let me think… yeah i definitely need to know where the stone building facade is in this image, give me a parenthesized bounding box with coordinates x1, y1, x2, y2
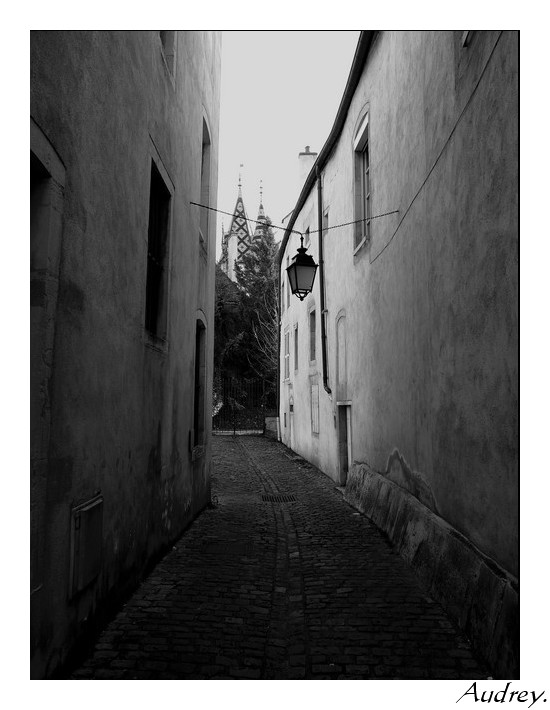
(30, 30, 221, 678)
(278, 31, 518, 678)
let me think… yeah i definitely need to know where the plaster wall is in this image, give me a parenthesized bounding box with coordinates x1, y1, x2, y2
(280, 178, 341, 471)
(280, 30, 517, 674)
(30, 30, 221, 678)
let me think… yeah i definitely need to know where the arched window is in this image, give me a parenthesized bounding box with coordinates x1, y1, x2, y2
(199, 118, 211, 248)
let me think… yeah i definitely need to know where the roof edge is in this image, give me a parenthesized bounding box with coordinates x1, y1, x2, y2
(278, 30, 376, 266)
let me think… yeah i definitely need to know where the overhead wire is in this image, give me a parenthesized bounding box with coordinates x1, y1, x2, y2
(192, 33, 503, 264)
(192, 33, 504, 266)
(368, 30, 504, 264)
(190, 201, 398, 238)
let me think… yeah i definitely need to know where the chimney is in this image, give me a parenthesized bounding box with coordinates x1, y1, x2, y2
(298, 145, 318, 187)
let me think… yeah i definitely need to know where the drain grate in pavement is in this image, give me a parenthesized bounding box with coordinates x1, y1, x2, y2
(262, 493, 297, 503)
(201, 540, 255, 556)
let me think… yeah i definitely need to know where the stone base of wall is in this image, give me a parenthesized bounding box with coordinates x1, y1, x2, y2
(344, 463, 519, 679)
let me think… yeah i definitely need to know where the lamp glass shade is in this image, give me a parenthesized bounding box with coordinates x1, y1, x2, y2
(286, 247, 318, 301)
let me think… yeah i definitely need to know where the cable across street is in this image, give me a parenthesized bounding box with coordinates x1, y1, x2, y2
(190, 201, 399, 239)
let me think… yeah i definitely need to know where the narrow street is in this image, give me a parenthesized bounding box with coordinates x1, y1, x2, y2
(70, 435, 488, 680)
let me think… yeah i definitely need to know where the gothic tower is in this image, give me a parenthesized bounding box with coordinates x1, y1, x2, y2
(220, 174, 270, 282)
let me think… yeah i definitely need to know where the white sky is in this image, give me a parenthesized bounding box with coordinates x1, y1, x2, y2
(216, 31, 360, 256)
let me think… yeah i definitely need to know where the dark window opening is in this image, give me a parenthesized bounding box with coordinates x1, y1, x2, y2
(145, 162, 171, 337)
(200, 120, 211, 246)
(309, 310, 316, 362)
(31, 151, 49, 191)
(30, 152, 51, 274)
(461, 30, 474, 47)
(193, 320, 207, 447)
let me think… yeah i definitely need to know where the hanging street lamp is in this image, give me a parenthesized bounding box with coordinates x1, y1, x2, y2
(286, 234, 318, 301)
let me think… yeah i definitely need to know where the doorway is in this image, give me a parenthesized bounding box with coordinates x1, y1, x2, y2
(337, 405, 351, 485)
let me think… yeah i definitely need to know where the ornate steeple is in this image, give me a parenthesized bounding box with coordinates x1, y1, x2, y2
(223, 169, 271, 282)
(254, 179, 267, 238)
(227, 171, 251, 259)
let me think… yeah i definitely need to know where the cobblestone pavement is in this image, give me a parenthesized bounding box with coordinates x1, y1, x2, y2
(71, 435, 489, 680)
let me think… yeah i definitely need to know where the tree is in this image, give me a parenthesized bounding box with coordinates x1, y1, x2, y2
(233, 218, 279, 392)
(214, 264, 245, 376)
(213, 218, 279, 418)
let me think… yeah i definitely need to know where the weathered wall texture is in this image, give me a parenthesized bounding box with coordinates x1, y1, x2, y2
(30, 30, 221, 679)
(279, 31, 518, 676)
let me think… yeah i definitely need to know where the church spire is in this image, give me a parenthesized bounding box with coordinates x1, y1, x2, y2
(227, 174, 251, 261)
(254, 179, 267, 238)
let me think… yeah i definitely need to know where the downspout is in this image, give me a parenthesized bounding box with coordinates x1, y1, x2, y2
(317, 165, 331, 395)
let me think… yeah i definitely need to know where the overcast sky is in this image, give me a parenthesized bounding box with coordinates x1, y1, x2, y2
(216, 31, 360, 256)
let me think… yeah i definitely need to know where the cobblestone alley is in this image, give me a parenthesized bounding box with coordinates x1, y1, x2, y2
(70, 435, 489, 680)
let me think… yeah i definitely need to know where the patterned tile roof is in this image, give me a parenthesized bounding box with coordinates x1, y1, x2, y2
(228, 188, 251, 257)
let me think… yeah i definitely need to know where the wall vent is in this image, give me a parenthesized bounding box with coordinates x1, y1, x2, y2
(69, 493, 103, 598)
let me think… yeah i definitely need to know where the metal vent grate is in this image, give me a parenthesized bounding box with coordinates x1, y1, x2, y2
(202, 543, 254, 557)
(262, 493, 297, 503)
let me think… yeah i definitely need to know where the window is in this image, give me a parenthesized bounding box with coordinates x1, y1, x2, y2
(193, 320, 206, 448)
(311, 383, 320, 434)
(31, 153, 52, 276)
(336, 314, 347, 401)
(199, 119, 211, 248)
(159, 31, 176, 75)
(145, 161, 171, 337)
(284, 332, 290, 379)
(322, 209, 330, 383)
(353, 111, 371, 250)
(461, 30, 474, 47)
(286, 256, 291, 308)
(294, 324, 298, 371)
(309, 310, 316, 362)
